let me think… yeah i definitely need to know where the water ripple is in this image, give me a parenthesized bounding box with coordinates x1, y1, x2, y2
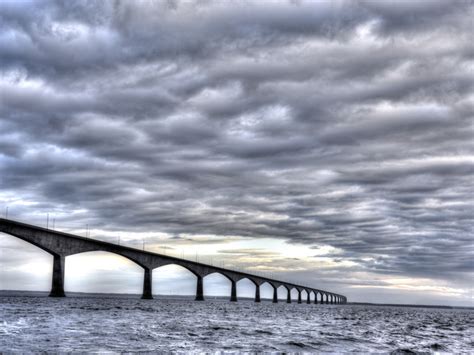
(0, 295, 472, 353)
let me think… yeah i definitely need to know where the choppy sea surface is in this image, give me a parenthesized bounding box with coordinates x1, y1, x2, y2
(0, 292, 472, 353)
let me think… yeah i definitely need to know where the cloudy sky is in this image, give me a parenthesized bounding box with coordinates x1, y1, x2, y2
(0, 0, 473, 306)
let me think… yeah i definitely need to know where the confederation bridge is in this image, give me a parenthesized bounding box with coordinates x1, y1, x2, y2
(0, 218, 347, 304)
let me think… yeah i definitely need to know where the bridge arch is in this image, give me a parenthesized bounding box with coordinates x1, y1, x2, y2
(203, 271, 234, 283)
(0, 232, 53, 292)
(68, 249, 148, 270)
(290, 287, 299, 302)
(276, 285, 288, 301)
(236, 277, 257, 300)
(152, 263, 199, 298)
(151, 261, 202, 277)
(259, 282, 275, 301)
(203, 271, 236, 301)
(300, 289, 308, 304)
(0, 230, 57, 256)
(65, 250, 143, 295)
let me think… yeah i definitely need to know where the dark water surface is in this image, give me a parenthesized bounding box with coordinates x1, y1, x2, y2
(1, 294, 472, 353)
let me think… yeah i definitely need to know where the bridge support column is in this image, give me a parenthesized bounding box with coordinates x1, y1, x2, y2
(49, 254, 65, 297)
(297, 290, 302, 304)
(325, 294, 329, 304)
(272, 287, 278, 303)
(286, 289, 291, 303)
(141, 267, 153, 299)
(307, 292, 311, 304)
(230, 280, 237, 302)
(195, 275, 204, 301)
(314, 293, 318, 304)
(255, 285, 261, 302)
(330, 295, 334, 304)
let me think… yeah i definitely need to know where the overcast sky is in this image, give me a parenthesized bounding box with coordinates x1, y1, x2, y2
(0, 0, 473, 306)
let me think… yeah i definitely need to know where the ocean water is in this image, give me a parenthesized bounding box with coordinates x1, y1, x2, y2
(0, 293, 472, 353)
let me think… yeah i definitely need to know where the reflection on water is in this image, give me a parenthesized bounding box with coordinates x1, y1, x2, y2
(0, 293, 472, 353)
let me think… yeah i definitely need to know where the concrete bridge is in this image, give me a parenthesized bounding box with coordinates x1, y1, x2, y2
(0, 218, 347, 304)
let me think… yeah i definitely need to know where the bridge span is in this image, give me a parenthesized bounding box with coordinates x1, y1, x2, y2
(0, 218, 347, 304)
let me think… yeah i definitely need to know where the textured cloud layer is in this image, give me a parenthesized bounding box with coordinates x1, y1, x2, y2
(1, 0, 473, 305)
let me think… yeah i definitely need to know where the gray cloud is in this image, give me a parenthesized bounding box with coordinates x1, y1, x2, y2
(0, 0, 473, 305)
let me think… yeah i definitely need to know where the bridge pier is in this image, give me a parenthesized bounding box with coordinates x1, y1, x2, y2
(255, 284, 261, 302)
(325, 293, 329, 304)
(272, 287, 278, 303)
(306, 291, 311, 304)
(49, 254, 66, 297)
(230, 280, 237, 302)
(297, 290, 302, 304)
(195, 275, 204, 301)
(286, 289, 291, 303)
(141, 267, 153, 299)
